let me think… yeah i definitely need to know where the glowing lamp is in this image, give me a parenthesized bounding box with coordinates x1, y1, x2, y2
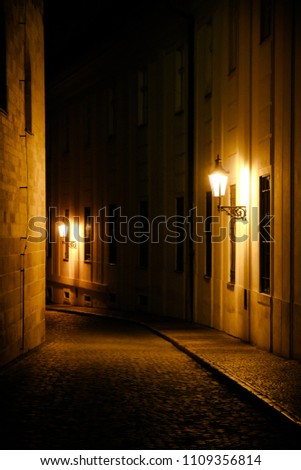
(208, 155, 229, 197)
(57, 222, 77, 248)
(208, 155, 247, 220)
(58, 223, 67, 238)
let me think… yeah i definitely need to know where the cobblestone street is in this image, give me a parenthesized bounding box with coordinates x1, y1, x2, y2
(1, 311, 301, 450)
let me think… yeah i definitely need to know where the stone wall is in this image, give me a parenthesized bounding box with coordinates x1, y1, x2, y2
(0, 0, 45, 366)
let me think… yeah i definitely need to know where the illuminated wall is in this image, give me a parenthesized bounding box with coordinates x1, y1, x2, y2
(0, 0, 45, 366)
(194, 0, 301, 360)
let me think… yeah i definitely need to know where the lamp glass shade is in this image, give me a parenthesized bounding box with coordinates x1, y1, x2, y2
(209, 156, 229, 197)
(58, 223, 67, 238)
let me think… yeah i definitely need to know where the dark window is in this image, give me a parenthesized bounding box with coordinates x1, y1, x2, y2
(229, 0, 239, 73)
(0, 0, 7, 112)
(138, 69, 148, 126)
(205, 192, 212, 277)
(63, 209, 70, 261)
(84, 207, 92, 262)
(259, 175, 271, 293)
(176, 196, 185, 272)
(229, 185, 236, 284)
(46, 216, 51, 258)
(204, 21, 213, 98)
(139, 200, 148, 269)
(175, 48, 184, 113)
(108, 204, 117, 264)
(84, 102, 91, 147)
(63, 112, 69, 153)
(138, 294, 148, 307)
(108, 87, 116, 138)
(260, 0, 272, 42)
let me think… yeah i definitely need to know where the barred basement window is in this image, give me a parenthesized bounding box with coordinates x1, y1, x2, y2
(259, 175, 271, 294)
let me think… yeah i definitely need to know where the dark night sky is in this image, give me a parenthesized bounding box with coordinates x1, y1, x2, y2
(43, 0, 162, 82)
(43, 0, 190, 83)
(44, 1, 123, 79)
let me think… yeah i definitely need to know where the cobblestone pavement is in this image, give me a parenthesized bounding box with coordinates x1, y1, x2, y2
(1, 310, 301, 450)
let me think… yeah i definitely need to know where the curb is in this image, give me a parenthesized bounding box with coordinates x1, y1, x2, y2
(47, 306, 301, 431)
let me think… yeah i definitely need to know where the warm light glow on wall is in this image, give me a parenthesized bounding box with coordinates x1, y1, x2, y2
(240, 166, 250, 208)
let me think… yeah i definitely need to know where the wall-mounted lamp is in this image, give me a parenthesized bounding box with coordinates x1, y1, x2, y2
(209, 155, 247, 220)
(58, 223, 77, 248)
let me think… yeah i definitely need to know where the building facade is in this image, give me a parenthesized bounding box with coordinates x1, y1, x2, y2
(46, 0, 301, 361)
(46, 4, 193, 319)
(0, 0, 45, 366)
(194, 0, 301, 360)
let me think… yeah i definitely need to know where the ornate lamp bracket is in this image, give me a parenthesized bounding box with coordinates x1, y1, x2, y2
(218, 204, 247, 221)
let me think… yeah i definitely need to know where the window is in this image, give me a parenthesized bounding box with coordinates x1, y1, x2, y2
(204, 21, 213, 97)
(205, 192, 212, 277)
(137, 69, 148, 126)
(0, 0, 7, 112)
(83, 102, 91, 147)
(175, 48, 184, 113)
(25, 50, 32, 133)
(175, 197, 185, 272)
(108, 204, 117, 264)
(63, 209, 69, 261)
(108, 87, 116, 138)
(260, 0, 272, 42)
(229, 0, 239, 73)
(63, 112, 69, 153)
(259, 175, 271, 293)
(46, 216, 52, 259)
(139, 200, 148, 269)
(84, 207, 92, 262)
(229, 185, 236, 284)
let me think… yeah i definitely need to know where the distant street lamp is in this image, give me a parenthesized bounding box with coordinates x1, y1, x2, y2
(58, 222, 77, 248)
(209, 155, 247, 220)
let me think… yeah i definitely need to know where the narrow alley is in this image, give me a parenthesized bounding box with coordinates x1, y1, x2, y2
(1, 310, 300, 450)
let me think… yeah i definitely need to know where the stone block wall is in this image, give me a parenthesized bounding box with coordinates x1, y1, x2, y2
(0, 0, 45, 366)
